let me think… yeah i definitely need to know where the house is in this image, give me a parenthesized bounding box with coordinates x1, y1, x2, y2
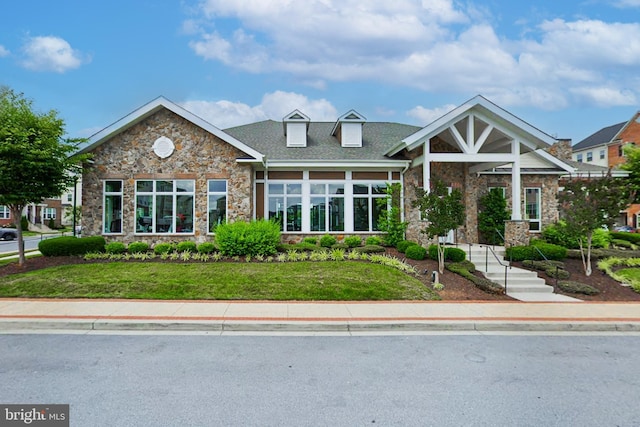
(76, 95, 575, 247)
(572, 111, 640, 227)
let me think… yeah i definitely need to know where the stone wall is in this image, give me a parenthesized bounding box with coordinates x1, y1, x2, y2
(82, 109, 253, 245)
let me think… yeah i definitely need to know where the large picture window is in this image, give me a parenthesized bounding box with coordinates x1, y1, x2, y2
(269, 183, 302, 231)
(353, 183, 387, 231)
(310, 183, 344, 232)
(135, 180, 194, 234)
(104, 180, 123, 234)
(525, 187, 541, 232)
(208, 180, 227, 232)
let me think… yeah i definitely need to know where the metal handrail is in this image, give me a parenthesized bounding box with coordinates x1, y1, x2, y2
(532, 245, 561, 289)
(480, 244, 510, 294)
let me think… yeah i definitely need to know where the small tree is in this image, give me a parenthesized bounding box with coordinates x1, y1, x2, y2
(621, 144, 640, 203)
(558, 174, 632, 276)
(412, 177, 465, 274)
(0, 87, 87, 265)
(376, 182, 407, 247)
(478, 188, 509, 245)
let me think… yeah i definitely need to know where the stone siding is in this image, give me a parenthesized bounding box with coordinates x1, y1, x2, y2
(82, 109, 252, 245)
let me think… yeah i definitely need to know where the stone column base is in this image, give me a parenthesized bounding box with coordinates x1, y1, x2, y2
(505, 220, 530, 247)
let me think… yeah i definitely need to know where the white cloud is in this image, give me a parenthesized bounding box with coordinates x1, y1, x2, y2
(180, 91, 338, 128)
(613, 0, 640, 7)
(406, 104, 457, 125)
(185, 1, 640, 110)
(0, 45, 9, 57)
(21, 36, 88, 73)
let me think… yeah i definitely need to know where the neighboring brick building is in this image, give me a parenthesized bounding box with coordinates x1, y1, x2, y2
(76, 95, 575, 247)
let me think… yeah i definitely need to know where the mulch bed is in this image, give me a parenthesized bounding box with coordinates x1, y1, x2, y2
(1, 251, 639, 301)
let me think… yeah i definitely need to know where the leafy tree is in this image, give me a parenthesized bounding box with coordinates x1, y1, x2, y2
(376, 182, 407, 247)
(558, 174, 632, 276)
(412, 177, 465, 274)
(478, 188, 509, 245)
(0, 87, 86, 265)
(621, 144, 640, 202)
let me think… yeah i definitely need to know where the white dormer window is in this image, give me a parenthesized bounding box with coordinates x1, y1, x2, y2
(283, 110, 310, 147)
(332, 110, 366, 148)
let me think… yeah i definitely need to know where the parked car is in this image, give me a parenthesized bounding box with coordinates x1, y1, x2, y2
(614, 225, 636, 233)
(0, 228, 18, 240)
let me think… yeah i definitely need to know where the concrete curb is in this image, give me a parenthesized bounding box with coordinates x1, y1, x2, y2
(2, 319, 640, 333)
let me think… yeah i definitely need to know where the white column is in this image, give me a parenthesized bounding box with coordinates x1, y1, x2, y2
(423, 141, 431, 192)
(511, 139, 522, 220)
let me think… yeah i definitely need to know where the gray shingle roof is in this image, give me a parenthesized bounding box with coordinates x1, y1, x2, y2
(572, 122, 625, 151)
(224, 120, 420, 161)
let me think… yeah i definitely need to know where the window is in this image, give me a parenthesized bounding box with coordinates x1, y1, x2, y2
(599, 149, 605, 160)
(524, 187, 541, 232)
(310, 183, 344, 232)
(0, 205, 9, 220)
(135, 180, 194, 234)
(43, 208, 56, 220)
(576, 153, 583, 163)
(208, 180, 227, 232)
(104, 180, 123, 233)
(586, 151, 593, 162)
(353, 183, 387, 232)
(269, 183, 302, 232)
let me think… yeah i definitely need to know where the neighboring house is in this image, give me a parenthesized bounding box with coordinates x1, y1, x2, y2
(76, 95, 574, 247)
(572, 111, 640, 227)
(0, 205, 11, 227)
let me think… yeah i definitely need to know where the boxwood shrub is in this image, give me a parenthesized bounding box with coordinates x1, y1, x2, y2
(38, 236, 106, 256)
(319, 234, 337, 248)
(396, 240, 418, 253)
(506, 242, 566, 261)
(197, 242, 217, 254)
(343, 236, 362, 248)
(353, 244, 385, 254)
(176, 241, 197, 253)
(610, 231, 640, 244)
(153, 242, 175, 255)
(105, 241, 127, 254)
(365, 236, 383, 246)
(557, 280, 600, 295)
(427, 245, 466, 262)
(405, 245, 427, 260)
(127, 241, 149, 254)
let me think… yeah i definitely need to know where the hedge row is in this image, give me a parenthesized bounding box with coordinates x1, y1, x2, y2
(38, 236, 106, 256)
(506, 242, 566, 261)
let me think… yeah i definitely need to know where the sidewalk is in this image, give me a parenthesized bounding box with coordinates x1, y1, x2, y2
(1, 299, 640, 333)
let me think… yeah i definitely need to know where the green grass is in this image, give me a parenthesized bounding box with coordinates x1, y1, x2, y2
(0, 261, 438, 301)
(615, 268, 640, 292)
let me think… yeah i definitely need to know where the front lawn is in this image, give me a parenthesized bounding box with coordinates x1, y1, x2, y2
(0, 261, 438, 301)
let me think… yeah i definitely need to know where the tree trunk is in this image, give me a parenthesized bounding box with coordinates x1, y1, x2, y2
(437, 240, 445, 274)
(10, 204, 26, 266)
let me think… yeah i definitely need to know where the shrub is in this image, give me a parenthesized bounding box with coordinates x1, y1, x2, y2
(427, 245, 466, 262)
(396, 240, 417, 253)
(610, 231, 640, 245)
(343, 236, 362, 248)
(215, 219, 280, 257)
(319, 234, 337, 248)
(331, 243, 349, 250)
(353, 244, 386, 254)
(21, 215, 29, 231)
(176, 241, 197, 253)
(153, 243, 175, 255)
(522, 259, 565, 271)
(38, 236, 106, 256)
(545, 267, 570, 279)
(405, 245, 427, 260)
(105, 241, 127, 254)
(127, 241, 149, 254)
(506, 243, 566, 261)
(303, 237, 318, 245)
(446, 261, 503, 294)
(557, 281, 600, 295)
(278, 242, 322, 252)
(365, 236, 382, 246)
(542, 221, 579, 248)
(611, 239, 634, 249)
(197, 242, 216, 254)
(591, 228, 611, 248)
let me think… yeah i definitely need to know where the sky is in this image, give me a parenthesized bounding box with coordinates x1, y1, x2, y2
(1, 0, 640, 145)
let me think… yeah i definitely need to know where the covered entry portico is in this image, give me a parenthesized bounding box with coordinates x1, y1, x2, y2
(390, 95, 574, 246)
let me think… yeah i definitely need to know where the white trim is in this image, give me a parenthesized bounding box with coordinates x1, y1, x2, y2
(77, 96, 265, 162)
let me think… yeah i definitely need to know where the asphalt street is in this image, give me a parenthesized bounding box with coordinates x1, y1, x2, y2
(1, 334, 638, 426)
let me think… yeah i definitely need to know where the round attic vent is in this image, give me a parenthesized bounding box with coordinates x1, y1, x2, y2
(152, 136, 175, 159)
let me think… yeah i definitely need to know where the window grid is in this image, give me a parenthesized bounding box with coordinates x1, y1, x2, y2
(0, 205, 9, 220)
(135, 180, 195, 234)
(208, 180, 228, 233)
(104, 180, 123, 234)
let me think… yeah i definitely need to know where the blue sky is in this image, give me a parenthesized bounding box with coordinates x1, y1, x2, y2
(2, 0, 639, 144)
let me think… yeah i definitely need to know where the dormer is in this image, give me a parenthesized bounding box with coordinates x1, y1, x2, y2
(283, 110, 310, 147)
(331, 110, 366, 147)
